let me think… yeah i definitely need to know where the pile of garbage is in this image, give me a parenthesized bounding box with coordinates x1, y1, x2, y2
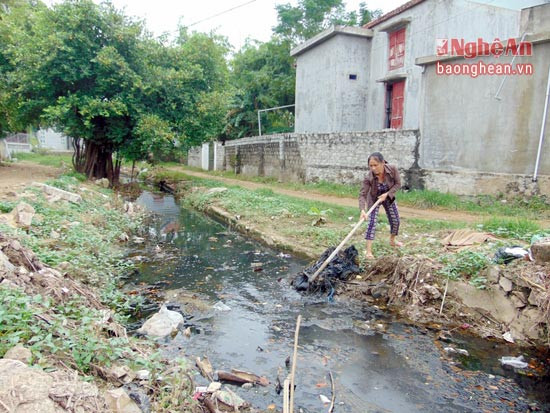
(292, 245, 361, 294)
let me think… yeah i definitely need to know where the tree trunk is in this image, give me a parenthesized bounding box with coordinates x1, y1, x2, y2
(72, 139, 119, 186)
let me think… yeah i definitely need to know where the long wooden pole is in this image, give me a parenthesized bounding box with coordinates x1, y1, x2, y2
(308, 198, 383, 284)
(289, 314, 302, 413)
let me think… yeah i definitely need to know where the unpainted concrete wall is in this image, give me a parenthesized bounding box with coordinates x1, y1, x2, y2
(191, 128, 549, 196)
(295, 34, 371, 133)
(187, 147, 202, 168)
(419, 41, 550, 181)
(365, 0, 520, 130)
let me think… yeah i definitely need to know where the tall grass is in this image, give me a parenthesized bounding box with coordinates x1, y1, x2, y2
(480, 217, 543, 241)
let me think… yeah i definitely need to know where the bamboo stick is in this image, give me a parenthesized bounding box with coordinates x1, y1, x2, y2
(289, 314, 302, 413)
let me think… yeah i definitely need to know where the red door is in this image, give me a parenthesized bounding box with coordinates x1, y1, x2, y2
(390, 80, 405, 129)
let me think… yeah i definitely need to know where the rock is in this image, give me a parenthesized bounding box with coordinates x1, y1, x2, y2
(510, 294, 526, 308)
(95, 178, 110, 188)
(486, 265, 500, 284)
(206, 187, 228, 196)
(0, 359, 58, 413)
(135, 370, 150, 381)
(4, 345, 32, 364)
(104, 388, 142, 413)
(108, 365, 136, 385)
(10, 202, 35, 227)
(0, 250, 16, 272)
(449, 282, 517, 325)
(498, 276, 513, 293)
(241, 382, 253, 390)
(136, 304, 183, 337)
(528, 289, 542, 306)
(57, 261, 71, 271)
(49, 230, 60, 239)
(531, 239, 550, 263)
(0, 279, 20, 289)
(34, 183, 82, 203)
(512, 308, 543, 340)
(119, 232, 130, 242)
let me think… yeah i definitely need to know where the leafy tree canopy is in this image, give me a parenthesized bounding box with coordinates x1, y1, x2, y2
(0, 0, 230, 182)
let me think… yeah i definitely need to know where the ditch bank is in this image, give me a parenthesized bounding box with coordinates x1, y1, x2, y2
(0, 177, 204, 413)
(180, 184, 550, 350)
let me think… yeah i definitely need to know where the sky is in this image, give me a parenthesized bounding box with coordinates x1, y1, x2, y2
(42, 0, 546, 50)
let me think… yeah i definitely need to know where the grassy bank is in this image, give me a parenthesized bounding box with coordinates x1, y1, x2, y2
(146, 169, 547, 293)
(0, 173, 199, 412)
(167, 165, 550, 222)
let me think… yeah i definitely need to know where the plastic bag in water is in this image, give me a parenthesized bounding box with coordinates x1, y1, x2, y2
(500, 355, 528, 369)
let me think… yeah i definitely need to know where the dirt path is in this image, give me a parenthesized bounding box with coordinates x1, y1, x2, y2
(0, 161, 61, 198)
(169, 168, 506, 225)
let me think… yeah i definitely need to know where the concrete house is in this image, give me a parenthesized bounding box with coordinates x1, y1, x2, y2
(290, 0, 550, 194)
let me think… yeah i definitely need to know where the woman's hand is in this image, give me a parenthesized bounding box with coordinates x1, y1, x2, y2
(360, 210, 368, 221)
(378, 192, 389, 202)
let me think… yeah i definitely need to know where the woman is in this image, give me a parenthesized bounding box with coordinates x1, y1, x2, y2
(358, 152, 402, 259)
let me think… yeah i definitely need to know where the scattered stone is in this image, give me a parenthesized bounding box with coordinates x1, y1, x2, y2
(57, 261, 71, 271)
(50, 230, 60, 239)
(104, 388, 142, 413)
(0, 359, 57, 413)
(34, 182, 82, 203)
(528, 289, 541, 306)
(0, 278, 20, 289)
(4, 345, 32, 364)
(119, 232, 129, 242)
(95, 178, 110, 188)
(485, 265, 500, 284)
(137, 304, 184, 338)
(498, 276, 513, 293)
(531, 239, 550, 263)
(449, 282, 517, 325)
(108, 365, 136, 385)
(10, 201, 35, 227)
(241, 382, 253, 390)
(0, 250, 16, 272)
(135, 370, 150, 381)
(510, 294, 526, 308)
(206, 187, 227, 196)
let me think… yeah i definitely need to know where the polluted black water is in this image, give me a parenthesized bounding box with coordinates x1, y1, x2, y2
(129, 191, 549, 412)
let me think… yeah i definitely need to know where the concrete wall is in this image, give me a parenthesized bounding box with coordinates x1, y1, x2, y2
(297, 130, 419, 184)
(190, 128, 549, 196)
(419, 39, 550, 182)
(294, 34, 371, 133)
(365, 0, 520, 130)
(36, 128, 72, 151)
(214, 130, 419, 187)
(187, 146, 201, 168)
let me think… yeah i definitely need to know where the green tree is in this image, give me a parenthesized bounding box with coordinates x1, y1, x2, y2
(225, 38, 295, 138)
(274, 0, 358, 45)
(224, 1, 381, 139)
(3, 0, 230, 183)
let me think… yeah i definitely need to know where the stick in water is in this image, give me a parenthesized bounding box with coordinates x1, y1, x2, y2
(289, 314, 302, 413)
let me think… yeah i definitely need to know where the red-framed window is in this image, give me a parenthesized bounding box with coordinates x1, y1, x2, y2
(389, 28, 406, 70)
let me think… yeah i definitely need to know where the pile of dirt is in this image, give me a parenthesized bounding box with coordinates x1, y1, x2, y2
(338, 255, 550, 347)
